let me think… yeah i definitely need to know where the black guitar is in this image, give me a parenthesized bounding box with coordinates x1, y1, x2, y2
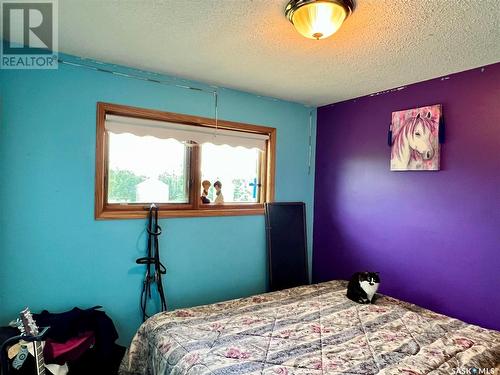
(9, 308, 49, 375)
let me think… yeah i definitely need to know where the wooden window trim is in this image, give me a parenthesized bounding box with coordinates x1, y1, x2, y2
(95, 102, 276, 220)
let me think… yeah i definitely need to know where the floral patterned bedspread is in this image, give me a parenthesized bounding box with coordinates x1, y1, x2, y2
(120, 280, 500, 374)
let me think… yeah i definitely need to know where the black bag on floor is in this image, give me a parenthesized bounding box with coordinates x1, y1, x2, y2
(33, 306, 125, 374)
(0, 306, 125, 375)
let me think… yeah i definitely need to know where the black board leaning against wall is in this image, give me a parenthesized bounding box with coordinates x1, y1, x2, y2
(265, 202, 309, 292)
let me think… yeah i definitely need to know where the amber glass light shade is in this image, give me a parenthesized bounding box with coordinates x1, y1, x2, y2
(288, 1, 349, 40)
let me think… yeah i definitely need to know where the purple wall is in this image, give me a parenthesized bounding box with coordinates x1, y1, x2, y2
(313, 63, 500, 331)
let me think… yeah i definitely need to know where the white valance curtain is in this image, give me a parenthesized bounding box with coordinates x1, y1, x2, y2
(105, 115, 269, 151)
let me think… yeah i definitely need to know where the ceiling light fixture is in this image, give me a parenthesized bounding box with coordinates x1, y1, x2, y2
(285, 0, 355, 40)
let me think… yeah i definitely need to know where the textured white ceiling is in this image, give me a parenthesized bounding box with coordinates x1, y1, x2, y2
(58, 0, 500, 106)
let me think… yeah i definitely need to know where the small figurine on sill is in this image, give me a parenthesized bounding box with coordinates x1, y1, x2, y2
(213, 180, 224, 205)
(200, 180, 211, 204)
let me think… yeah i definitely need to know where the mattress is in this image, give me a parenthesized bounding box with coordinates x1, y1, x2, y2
(120, 280, 500, 374)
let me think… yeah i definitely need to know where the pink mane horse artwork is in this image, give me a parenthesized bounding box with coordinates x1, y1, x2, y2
(390, 104, 441, 171)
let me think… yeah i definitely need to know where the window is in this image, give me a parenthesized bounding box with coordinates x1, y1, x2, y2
(200, 144, 261, 203)
(95, 102, 276, 219)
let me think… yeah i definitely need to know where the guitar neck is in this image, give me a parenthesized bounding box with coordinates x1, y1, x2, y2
(34, 341, 45, 375)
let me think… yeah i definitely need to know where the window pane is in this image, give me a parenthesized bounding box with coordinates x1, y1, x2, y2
(200, 143, 261, 203)
(107, 132, 189, 204)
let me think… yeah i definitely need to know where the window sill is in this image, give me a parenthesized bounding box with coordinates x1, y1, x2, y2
(95, 206, 265, 220)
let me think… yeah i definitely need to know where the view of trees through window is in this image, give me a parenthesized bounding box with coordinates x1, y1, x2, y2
(107, 133, 261, 204)
(107, 133, 188, 203)
(108, 169, 187, 203)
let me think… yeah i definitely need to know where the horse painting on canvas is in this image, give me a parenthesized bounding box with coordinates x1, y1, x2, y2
(390, 105, 441, 171)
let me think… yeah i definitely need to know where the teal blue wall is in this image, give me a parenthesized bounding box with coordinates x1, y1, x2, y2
(0, 55, 316, 345)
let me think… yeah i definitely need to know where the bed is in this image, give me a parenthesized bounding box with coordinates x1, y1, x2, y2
(120, 280, 500, 374)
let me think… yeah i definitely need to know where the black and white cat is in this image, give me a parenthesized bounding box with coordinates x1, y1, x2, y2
(346, 272, 380, 304)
